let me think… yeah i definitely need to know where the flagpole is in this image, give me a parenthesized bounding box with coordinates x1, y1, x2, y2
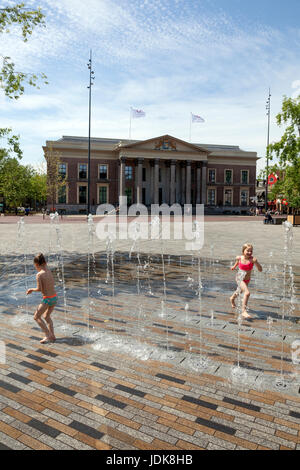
(129, 108, 132, 140)
(189, 113, 192, 142)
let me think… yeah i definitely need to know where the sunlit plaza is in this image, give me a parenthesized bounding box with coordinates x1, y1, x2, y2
(0, 214, 299, 450)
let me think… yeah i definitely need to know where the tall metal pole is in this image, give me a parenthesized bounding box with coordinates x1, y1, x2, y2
(265, 88, 271, 213)
(87, 50, 95, 215)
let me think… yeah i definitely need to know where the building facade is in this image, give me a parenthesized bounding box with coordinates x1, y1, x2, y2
(43, 134, 258, 214)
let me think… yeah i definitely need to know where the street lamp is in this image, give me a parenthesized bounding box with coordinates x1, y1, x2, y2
(87, 50, 95, 215)
(265, 89, 271, 213)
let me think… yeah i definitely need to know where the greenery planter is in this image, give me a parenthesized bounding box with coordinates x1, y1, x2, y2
(287, 214, 300, 226)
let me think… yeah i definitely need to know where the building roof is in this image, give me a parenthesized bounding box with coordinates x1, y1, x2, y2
(46, 135, 258, 160)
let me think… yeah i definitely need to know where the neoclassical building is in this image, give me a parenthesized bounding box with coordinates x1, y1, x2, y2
(43, 134, 258, 214)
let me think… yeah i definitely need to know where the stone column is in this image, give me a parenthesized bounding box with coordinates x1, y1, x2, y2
(201, 161, 207, 205)
(119, 157, 126, 203)
(150, 160, 155, 204)
(154, 158, 160, 205)
(170, 160, 176, 205)
(186, 160, 191, 205)
(136, 158, 143, 204)
(164, 161, 170, 205)
(180, 162, 186, 206)
(196, 162, 201, 204)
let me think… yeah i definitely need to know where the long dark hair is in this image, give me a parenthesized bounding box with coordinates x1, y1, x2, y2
(34, 253, 46, 266)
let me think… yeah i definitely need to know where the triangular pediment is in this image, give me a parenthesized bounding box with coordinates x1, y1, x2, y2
(115, 135, 209, 154)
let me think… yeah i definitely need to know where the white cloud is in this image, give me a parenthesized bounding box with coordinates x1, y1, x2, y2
(0, 0, 299, 176)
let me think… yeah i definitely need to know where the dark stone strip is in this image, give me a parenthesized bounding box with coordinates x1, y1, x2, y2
(0, 379, 21, 394)
(95, 394, 126, 409)
(36, 348, 58, 358)
(218, 344, 245, 352)
(167, 330, 186, 337)
(27, 418, 61, 438)
(272, 356, 292, 363)
(289, 410, 300, 419)
(49, 383, 77, 397)
(0, 443, 12, 450)
(195, 417, 236, 436)
(69, 420, 104, 439)
(223, 397, 261, 412)
(156, 373, 185, 385)
(7, 372, 31, 385)
(6, 343, 25, 351)
(19, 361, 43, 372)
(26, 354, 49, 364)
(115, 384, 146, 398)
(153, 323, 173, 329)
(109, 318, 127, 324)
(91, 362, 116, 372)
(29, 336, 42, 341)
(182, 395, 218, 410)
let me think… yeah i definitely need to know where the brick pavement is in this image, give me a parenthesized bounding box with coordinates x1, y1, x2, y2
(0, 252, 300, 450)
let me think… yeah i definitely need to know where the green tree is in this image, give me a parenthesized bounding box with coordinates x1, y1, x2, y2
(0, 127, 22, 163)
(268, 95, 300, 212)
(44, 145, 65, 210)
(0, 3, 48, 99)
(0, 157, 32, 209)
(27, 170, 47, 209)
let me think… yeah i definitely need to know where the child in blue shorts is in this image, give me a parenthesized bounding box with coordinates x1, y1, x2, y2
(27, 253, 57, 344)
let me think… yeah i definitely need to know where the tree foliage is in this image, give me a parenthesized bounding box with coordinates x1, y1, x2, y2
(269, 95, 300, 166)
(44, 145, 65, 209)
(0, 127, 22, 163)
(0, 157, 47, 209)
(267, 95, 300, 211)
(0, 3, 48, 99)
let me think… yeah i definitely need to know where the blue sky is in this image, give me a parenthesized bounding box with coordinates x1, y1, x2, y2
(1, 0, 300, 172)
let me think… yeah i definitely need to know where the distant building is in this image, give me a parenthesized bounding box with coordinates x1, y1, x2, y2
(43, 134, 259, 214)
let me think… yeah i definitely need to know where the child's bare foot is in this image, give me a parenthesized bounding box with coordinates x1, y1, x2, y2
(230, 295, 236, 308)
(40, 336, 51, 344)
(241, 310, 251, 319)
(49, 335, 56, 342)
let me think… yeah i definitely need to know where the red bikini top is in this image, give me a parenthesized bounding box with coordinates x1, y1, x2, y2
(238, 257, 254, 271)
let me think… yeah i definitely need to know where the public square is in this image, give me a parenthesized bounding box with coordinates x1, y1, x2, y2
(0, 215, 299, 450)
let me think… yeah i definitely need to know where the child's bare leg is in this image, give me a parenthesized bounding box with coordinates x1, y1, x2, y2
(230, 290, 238, 308)
(241, 282, 251, 318)
(34, 304, 51, 341)
(43, 306, 56, 341)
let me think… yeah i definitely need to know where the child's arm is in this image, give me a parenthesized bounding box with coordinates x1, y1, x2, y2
(253, 257, 262, 272)
(231, 256, 240, 271)
(26, 274, 42, 295)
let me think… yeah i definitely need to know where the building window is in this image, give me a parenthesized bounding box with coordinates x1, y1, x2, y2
(224, 189, 232, 206)
(59, 163, 67, 179)
(58, 186, 66, 204)
(208, 189, 216, 205)
(208, 169, 216, 183)
(79, 164, 87, 179)
(142, 167, 146, 182)
(240, 190, 249, 206)
(142, 187, 146, 205)
(159, 168, 161, 183)
(79, 186, 87, 204)
(99, 165, 108, 180)
(225, 170, 233, 184)
(99, 186, 107, 204)
(241, 170, 249, 184)
(125, 166, 133, 180)
(125, 187, 132, 204)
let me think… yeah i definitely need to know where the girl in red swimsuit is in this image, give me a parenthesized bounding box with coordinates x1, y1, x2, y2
(230, 243, 262, 318)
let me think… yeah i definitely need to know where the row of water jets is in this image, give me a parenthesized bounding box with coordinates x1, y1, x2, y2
(13, 214, 298, 391)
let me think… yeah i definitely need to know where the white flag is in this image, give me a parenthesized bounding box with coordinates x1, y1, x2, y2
(131, 107, 146, 118)
(191, 113, 205, 123)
